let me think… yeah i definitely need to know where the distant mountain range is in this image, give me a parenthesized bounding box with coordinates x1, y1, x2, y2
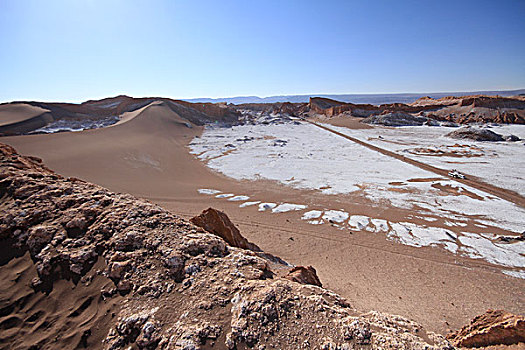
(184, 89, 525, 105)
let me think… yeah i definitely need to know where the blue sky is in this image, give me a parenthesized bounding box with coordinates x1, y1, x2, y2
(1, 0, 524, 102)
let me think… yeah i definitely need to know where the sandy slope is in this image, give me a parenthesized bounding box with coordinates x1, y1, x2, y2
(0, 253, 121, 348)
(2, 102, 524, 335)
(0, 103, 54, 135)
(2, 101, 208, 197)
(0, 104, 51, 126)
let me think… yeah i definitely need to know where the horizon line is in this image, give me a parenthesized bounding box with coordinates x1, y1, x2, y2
(1, 87, 524, 105)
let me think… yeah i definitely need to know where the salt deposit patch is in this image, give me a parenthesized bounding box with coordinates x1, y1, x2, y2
(272, 203, 307, 213)
(190, 122, 525, 235)
(31, 116, 119, 134)
(348, 215, 370, 230)
(370, 219, 389, 232)
(364, 178, 524, 234)
(327, 123, 525, 196)
(189, 122, 436, 196)
(307, 219, 324, 225)
(503, 270, 525, 279)
(216, 193, 234, 198)
(228, 195, 250, 201)
(388, 222, 457, 252)
(445, 220, 468, 227)
(299, 210, 525, 275)
(322, 210, 349, 223)
(198, 188, 221, 195)
(302, 210, 323, 220)
(458, 232, 525, 268)
(239, 201, 260, 207)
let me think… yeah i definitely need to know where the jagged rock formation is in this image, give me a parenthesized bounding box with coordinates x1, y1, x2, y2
(446, 310, 525, 348)
(284, 266, 322, 287)
(309, 97, 379, 118)
(190, 208, 262, 252)
(0, 143, 455, 349)
(307, 95, 525, 125)
(236, 102, 308, 116)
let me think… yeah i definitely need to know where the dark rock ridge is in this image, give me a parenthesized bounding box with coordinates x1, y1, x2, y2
(446, 127, 506, 142)
(362, 112, 430, 127)
(0, 142, 454, 349)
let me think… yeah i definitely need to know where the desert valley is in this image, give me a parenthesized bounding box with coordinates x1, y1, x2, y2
(0, 92, 524, 349)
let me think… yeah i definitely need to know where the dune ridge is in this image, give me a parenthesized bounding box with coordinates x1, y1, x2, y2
(2, 93, 524, 137)
(0, 95, 241, 136)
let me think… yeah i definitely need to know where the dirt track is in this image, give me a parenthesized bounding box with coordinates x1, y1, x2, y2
(303, 118, 525, 209)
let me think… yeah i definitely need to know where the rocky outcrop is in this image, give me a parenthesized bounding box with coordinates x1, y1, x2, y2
(362, 112, 429, 127)
(309, 97, 378, 118)
(446, 127, 505, 141)
(446, 310, 525, 348)
(284, 265, 322, 287)
(304, 95, 525, 125)
(236, 102, 308, 116)
(0, 143, 454, 349)
(190, 208, 261, 252)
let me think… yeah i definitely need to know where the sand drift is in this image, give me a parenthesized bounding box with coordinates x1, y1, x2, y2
(190, 121, 525, 278)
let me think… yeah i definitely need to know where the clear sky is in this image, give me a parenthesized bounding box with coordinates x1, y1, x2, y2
(1, 0, 524, 103)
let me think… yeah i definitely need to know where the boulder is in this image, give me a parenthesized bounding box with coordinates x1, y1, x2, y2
(446, 309, 525, 347)
(284, 265, 322, 287)
(190, 208, 261, 252)
(27, 225, 56, 256)
(504, 134, 521, 142)
(362, 112, 428, 127)
(446, 127, 505, 141)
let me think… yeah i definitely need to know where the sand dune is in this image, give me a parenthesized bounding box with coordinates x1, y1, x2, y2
(0, 103, 54, 135)
(0, 96, 241, 137)
(3, 101, 216, 197)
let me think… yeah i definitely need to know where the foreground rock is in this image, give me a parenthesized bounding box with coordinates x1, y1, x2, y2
(190, 208, 262, 252)
(284, 266, 322, 287)
(0, 143, 454, 349)
(446, 310, 525, 348)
